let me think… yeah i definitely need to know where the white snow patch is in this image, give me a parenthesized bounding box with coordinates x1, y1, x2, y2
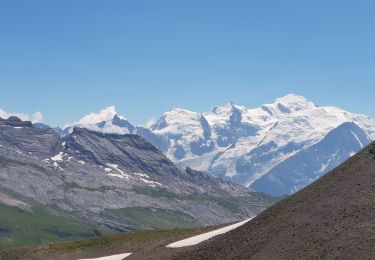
(133, 172, 150, 179)
(351, 131, 364, 148)
(106, 163, 129, 175)
(140, 178, 163, 188)
(79, 252, 132, 260)
(53, 162, 63, 170)
(51, 152, 64, 162)
(62, 142, 66, 146)
(319, 162, 330, 173)
(108, 173, 124, 179)
(167, 218, 253, 248)
(106, 163, 124, 174)
(106, 164, 130, 179)
(78, 160, 86, 165)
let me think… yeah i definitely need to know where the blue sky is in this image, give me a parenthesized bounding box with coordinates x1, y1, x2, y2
(0, 0, 374, 127)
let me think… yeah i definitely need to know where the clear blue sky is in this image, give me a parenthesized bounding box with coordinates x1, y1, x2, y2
(0, 0, 374, 127)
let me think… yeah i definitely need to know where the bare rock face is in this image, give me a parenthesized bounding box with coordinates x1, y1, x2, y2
(0, 117, 276, 232)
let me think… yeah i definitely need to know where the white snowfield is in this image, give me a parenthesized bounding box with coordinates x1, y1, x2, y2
(79, 253, 132, 260)
(72, 94, 375, 192)
(166, 217, 253, 248)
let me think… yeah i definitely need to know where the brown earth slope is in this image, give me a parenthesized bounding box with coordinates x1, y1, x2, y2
(173, 142, 375, 260)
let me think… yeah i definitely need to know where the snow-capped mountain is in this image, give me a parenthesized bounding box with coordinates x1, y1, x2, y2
(64, 106, 136, 135)
(251, 122, 372, 196)
(63, 94, 375, 196)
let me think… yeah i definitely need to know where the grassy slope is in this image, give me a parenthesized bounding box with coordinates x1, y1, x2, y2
(133, 186, 277, 215)
(0, 226, 217, 260)
(105, 207, 198, 229)
(0, 184, 277, 253)
(0, 204, 104, 251)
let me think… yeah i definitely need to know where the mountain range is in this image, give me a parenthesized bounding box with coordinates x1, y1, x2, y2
(60, 94, 375, 196)
(0, 116, 275, 249)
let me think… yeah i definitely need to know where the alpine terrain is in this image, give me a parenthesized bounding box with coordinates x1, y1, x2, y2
(0, 116, 276, 250)
(69, 94, 375, 196)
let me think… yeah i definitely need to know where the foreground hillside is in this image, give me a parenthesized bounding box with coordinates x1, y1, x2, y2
(0, 188, 103, 251)
(0, 117, 276, 250)
(0, 226, 210, 260)
(173, 142, 375, 259)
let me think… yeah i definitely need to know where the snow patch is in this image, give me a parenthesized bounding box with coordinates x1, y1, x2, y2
(133, 172, 150, 179)
(167, 218, 253, 248)
(106, 163, 130, 179)
(108, 173, 124, 179)
(319, 162, 330, 173)
(351, 130, 364, 148)
(140, 178, 163, 188)
(53, 161, 63, 170)
(51, 152, 64, 162)
(79, 253, 132, 260)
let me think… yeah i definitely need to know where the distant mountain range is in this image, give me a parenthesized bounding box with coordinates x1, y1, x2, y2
(57, 94, 375, 196)
(0, 116, 275, 249)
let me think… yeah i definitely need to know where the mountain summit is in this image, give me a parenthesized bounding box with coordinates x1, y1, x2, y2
(142, 94, 375, 195)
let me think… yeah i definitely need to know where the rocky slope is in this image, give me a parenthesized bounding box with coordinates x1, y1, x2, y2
(70, 94, 375, 196)
(0, 116, 276, 249)
(173, 141, 375, 259)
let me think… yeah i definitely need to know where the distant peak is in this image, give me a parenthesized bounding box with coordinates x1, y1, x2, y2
(78, 106, 126, 125)
(210, 102, 245, 115)
(167, 107, 198, 115)
(275, 94, 312, 104)
(273, 94, 316, 111)
(0, 116, 33, 127)
(0, 107, 43, 123)
(7, 116, 22, 122)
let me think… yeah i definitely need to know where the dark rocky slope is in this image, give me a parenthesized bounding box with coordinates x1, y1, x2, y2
(174, 141, 375, 259)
